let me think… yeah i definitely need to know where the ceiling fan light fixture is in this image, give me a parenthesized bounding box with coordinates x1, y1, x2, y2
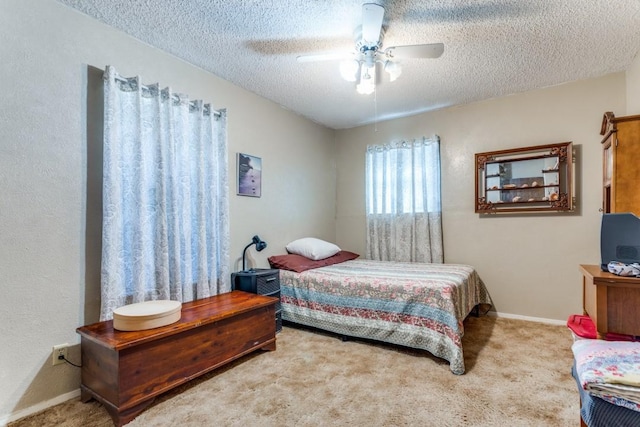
(339, 59, 360, 82)
(356, 80, 375, 95)
(356, 64, 375, 95)
(296, 2, 442, 96)
(384, 60, 402, 82)
(297, 0, 444, 95)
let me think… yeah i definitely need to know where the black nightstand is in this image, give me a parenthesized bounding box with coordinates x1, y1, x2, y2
(231, 268, 281, 333)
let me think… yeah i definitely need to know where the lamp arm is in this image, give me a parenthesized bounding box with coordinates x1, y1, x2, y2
(242, 242, 255, 271)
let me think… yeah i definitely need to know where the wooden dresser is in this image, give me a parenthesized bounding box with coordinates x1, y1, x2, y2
(580, 264, 640, 338)
(76, 291, 277, 426)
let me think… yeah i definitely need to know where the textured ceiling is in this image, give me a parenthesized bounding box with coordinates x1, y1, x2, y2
(56, 0, 640, 129)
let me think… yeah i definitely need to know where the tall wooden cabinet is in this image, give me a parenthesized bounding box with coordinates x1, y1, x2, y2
(600, 112, 640, 214)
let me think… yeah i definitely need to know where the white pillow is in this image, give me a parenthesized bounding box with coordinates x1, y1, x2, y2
(286, 237, 341, 261)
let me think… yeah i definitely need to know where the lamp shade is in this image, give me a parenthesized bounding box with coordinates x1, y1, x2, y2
(384, 60, 402, 82)
(356, 65, 376, 95)
(339, 59, 360, 82)
(242, 235, 267, 271)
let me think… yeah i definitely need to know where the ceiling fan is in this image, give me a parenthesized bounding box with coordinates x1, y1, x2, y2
(296, 2, 444, 95)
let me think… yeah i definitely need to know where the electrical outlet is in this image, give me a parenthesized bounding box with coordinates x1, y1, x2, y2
(52, 343, 69, 366)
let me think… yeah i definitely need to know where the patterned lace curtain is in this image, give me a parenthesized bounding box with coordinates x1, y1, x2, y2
(101, 65, 230, 320)
(365, 136, 443, 263)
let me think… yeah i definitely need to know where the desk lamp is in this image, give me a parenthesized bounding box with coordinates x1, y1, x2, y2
(242, 235, 267, 271)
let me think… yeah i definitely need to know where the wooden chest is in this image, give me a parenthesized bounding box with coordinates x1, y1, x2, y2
(76, 291, 277, 426)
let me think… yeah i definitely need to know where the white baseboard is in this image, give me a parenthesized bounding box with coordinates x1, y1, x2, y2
(486, 310, 566, 326)
(0, 389, 80, 426)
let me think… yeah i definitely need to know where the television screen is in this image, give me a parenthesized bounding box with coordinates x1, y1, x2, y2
(601, 213, 640, 270)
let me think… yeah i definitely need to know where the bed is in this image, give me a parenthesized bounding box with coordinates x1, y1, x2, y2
(270, 253, 491, 375)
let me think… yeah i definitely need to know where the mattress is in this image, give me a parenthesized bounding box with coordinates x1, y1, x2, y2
(279, 259, 491, 374)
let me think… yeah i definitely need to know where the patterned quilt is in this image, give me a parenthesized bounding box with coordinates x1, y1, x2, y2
(280, 259, 491, 374)
(573, 339, 640, 412)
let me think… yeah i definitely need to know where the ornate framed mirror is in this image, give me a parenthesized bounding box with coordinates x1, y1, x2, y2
(475, 142, 574, 214)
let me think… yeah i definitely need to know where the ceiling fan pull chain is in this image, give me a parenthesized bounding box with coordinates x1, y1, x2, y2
(374, 85, 378, 132)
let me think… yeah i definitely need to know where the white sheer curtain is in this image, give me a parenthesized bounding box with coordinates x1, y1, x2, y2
(365, 137, 443, 263)
(101, 65, 230, 320)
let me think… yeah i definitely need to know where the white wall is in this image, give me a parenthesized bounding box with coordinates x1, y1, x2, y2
(627, 52, 640, 114)
(0, 0, 335, 421)
(335, 73, 627, 322)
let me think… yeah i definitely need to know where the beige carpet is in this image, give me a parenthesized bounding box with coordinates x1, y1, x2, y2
(10, 316, 578, 427)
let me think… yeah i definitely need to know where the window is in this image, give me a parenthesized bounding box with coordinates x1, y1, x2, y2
(366, 137, 441, 215)
(365, 137, 443, 263)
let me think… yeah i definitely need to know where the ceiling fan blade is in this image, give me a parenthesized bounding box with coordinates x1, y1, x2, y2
(296, 52, 354, 63)
(361, 3, 385, 46)
(384, 43, 444, 59)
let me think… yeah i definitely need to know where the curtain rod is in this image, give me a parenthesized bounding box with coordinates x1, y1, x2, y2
(113, 75, 222, 118)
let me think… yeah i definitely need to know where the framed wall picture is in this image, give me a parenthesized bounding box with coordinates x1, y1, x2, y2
(237, 153, 262, 197)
